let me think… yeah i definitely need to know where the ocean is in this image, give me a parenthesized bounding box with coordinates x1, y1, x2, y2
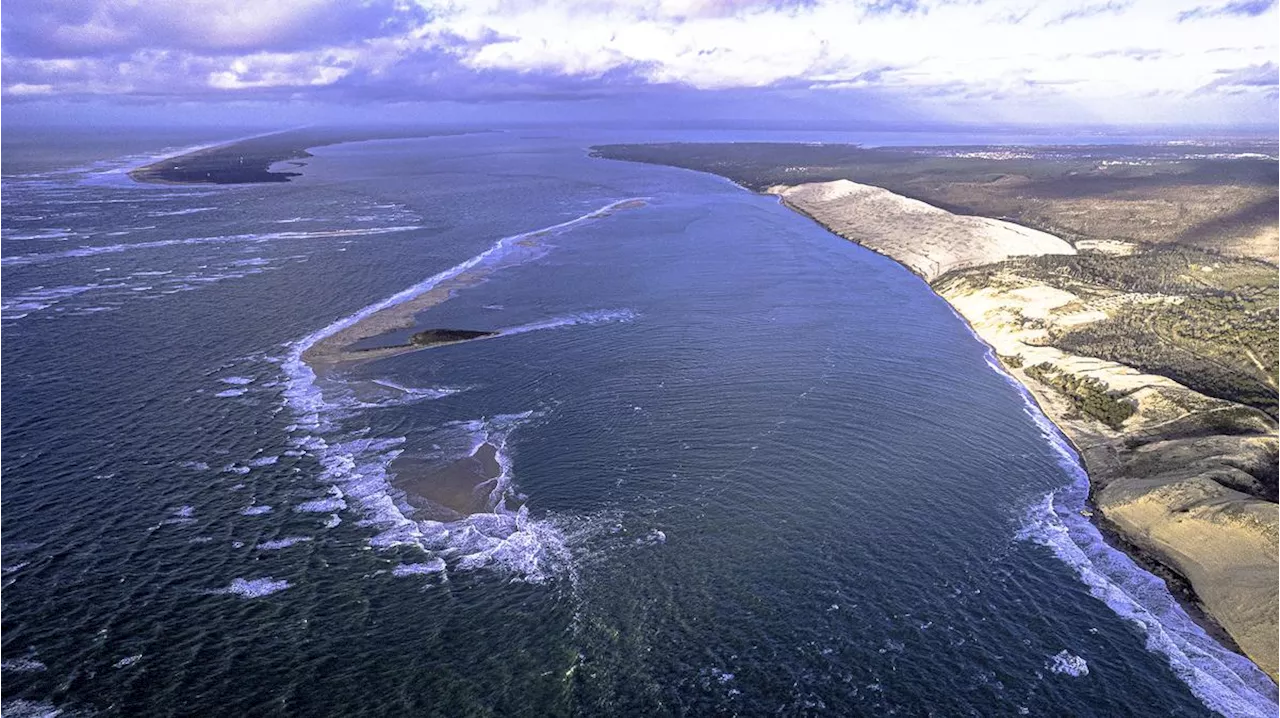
(2, 126, 1276, 717)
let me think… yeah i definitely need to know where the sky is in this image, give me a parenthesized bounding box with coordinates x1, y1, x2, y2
(2, 0, 1277, 128)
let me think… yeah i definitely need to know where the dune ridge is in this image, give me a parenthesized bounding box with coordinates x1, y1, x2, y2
(773, 179, 1279, 680)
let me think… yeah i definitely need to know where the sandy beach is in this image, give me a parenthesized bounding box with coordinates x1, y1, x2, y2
(772, 180, 1280, 679)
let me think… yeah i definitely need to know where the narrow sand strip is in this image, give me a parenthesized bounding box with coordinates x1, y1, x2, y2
(773, 179, 1278, 681)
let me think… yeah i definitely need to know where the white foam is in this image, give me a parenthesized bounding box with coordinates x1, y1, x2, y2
(0, 282, 126, 318)
(113, 655, 142, 669)
(215, 388, 247, 398)
(1046, 650, 1089, 677)
(146, 207, 216, 217)
(296, 496, 347, 513)
(219, 577, 291, 598)
(1, 225, 424, 267)
(0, 699, 62, 718)
(221, 376, 254, 385)
(278, 200, 645, 582)
(636, 529, 667, 546)
(709, 668, 735, 683)
(240, 505, 273, 516)
(248, 455, 279, 467)
(370, 379, 465, 399)
(392, 558, 447, 576)
(1, 658, 47, 672)
(256, 537, 312, 550)
(980, 337, 1280, 716)
(4, 230, 79, 241)
(500, 308, 638, 337)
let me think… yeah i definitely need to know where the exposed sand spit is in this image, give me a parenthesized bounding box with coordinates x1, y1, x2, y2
(300, 198, 648, 371)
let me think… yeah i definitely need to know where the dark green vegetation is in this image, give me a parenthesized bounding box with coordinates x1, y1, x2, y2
(1016, 250, 1278, 417)
(594, 141, 1279, 419)
(1024, 361, 1137, 430)
(591, 142, 1279, 263)
(130, 127, 470, 184)
(410, 329, 497, 346)
(998, 353, 1025, 369)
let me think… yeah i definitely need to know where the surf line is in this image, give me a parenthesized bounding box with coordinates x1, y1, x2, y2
(289, 197, 648, 373)
(276, 197, 647, 580)
(951, 313, 1280, 718)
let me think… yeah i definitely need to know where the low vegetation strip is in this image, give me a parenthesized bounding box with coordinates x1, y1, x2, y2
(1023, 361, 1137, 429)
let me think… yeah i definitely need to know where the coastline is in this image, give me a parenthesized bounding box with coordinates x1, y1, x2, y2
(126, 130, 1275, 681)
(127, 127, 474, 185)
(127, 129, 312, 184)
(299, 197, 647, 371)
(940, 296, 1250, 654)
(763, 181, 1278, 681)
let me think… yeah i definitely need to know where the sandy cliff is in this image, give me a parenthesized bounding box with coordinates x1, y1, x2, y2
(772, 180, 1280, 680)
(770, 180, 1076, 281)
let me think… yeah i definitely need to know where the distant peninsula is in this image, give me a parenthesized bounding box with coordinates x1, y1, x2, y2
(129, 127, 471, 184)
(592, 140, 1280, 680)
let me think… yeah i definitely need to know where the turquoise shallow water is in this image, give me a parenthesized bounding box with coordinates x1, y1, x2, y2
(1, 128, 1275, 717)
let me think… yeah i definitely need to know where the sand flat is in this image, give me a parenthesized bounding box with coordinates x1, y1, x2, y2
(394, 443, 504, 519)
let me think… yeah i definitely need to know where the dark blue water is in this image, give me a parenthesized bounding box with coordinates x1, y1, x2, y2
(2, 127, 1276, 717)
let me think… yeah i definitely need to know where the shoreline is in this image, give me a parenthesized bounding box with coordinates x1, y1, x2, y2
(762, 184, 1278, 682)
(937, 296, 1250, 655)
(128, 127, 474, 185)
(127, 129, 310, 184)
(300, 198, 647, 372)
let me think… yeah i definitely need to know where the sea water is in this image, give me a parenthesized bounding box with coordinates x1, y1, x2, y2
(2, 126, 1275, 716)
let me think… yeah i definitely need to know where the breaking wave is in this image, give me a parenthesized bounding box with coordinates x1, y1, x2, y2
(501, 309, 638, 337)
(216, 577, 291, 598)
(975, 348, 1280, 717)
(1, 226, 423, 267)
(280, 198, 645, 581)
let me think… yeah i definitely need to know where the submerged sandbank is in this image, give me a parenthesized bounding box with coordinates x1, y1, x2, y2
(393, 443, 505, 520)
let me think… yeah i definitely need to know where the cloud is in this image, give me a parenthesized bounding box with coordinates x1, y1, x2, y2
(864, 0, 928, 16)
(1045, 1, 1132, 26)
(0, 0, 1276, 126)
(1178, 0, 1277, 21)
(1195, 61, 1280, 93)
(1, 0, 430, 58)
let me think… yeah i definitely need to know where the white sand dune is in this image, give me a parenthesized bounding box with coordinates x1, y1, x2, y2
(771, 179, 1279, 680)
(770, 180, 1076, 282)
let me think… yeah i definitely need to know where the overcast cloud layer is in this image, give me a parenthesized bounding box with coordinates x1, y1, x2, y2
(2, 0, 1277, 125)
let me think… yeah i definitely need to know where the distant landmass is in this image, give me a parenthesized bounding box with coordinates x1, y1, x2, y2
(128, 127, 471, 184)
(593, 140, 1280, 679)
